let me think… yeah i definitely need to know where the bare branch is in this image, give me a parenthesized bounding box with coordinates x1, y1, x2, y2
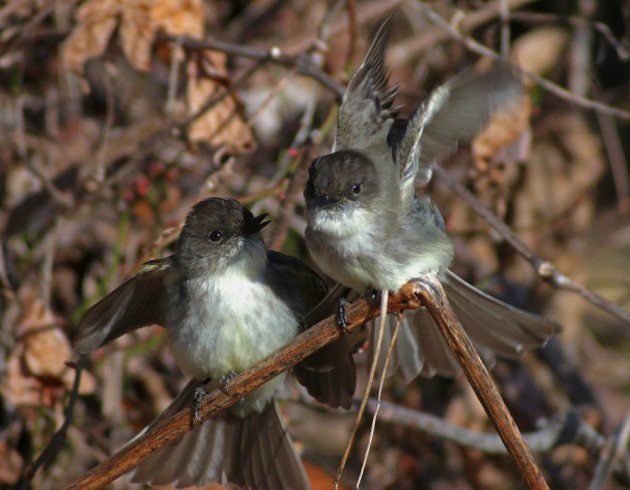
(413, 275, 549, 489)
(433, 164, 630, 325)
(406, 1, 630, 122)
(20, 356, 88, 488)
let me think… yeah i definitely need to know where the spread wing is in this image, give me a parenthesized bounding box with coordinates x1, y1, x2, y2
(333, 15, 399, 153)
(419, 65, 523, 168)
(389, 64, 522, 211)
(73, 257, 177, 354)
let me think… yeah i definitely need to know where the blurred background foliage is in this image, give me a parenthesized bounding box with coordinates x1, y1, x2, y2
(0, 0, 629, 488)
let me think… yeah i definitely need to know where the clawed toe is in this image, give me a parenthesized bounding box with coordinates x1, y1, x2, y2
(219, 371, 238, 395)
(335, 298, 350, 333)
(192, 385, 207, 422)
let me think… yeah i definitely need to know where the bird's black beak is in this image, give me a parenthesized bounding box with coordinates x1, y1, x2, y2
(245, 213, 271, 235)
(311, 195, 340, 210)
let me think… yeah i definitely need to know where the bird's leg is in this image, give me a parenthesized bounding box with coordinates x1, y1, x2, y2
(219, 370, 238, 395)
(336, 297, 350, 333)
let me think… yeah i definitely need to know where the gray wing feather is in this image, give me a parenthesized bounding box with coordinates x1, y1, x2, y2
(419, 65, 523, 171)
(73, 257, 176, 354)
(267, 251, 357, 410)
(131, 385, 309, 489)
(393, 64, 522, 207)
(368, 272, 558, 382)
(334, 15, 398, 152)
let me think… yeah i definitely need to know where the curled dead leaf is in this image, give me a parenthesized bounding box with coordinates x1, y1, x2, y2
(186, 51, 255, 153)
(24, 327, 72, 378)
(62, 0, 205, 73)
(512, 27, 569, 79)
(61, 0, 119, 73)
(0, 443, 22, 485)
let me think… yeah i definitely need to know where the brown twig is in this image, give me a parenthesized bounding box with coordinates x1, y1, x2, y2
(20, 355, 88, 488)
(433, 163, 630, 325)
(62, 290, 388, 488)
(413, 275, 548, 489)
(589, 409, 630, 490)
(404, 1, 630, 122)
(160, 34, 345, 100)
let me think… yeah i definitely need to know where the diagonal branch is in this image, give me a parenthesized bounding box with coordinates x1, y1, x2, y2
(64, 277, 548, 489)
(413, 275, 548, 489)
(434, 164, 630, 325)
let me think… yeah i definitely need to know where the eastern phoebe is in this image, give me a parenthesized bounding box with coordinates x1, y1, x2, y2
(304, 17, 559, 381)
(74, 197, 355, 489)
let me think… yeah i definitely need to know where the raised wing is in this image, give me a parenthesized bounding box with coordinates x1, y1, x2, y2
(390, 64, 522, 209)
(333, 15, 399, 153)
(420, 65, 522, 168)
(73, 257, 177, 354)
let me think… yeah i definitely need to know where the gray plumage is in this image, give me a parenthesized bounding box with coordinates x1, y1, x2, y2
(304, 16, 559, 383)
(130, 381, 307, 489)
(74, 198, 356, 488)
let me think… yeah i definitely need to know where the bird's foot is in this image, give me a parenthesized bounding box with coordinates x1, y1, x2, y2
(219, 371, 238, 395)
(336, 297, 350, 333)
(192, 384, 207, 423)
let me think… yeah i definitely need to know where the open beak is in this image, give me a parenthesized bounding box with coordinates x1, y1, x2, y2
(245, 213, 271, 235)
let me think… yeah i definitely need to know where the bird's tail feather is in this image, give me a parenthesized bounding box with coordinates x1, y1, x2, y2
(130, 381, 309, 489)
(371, 271, 559, 383)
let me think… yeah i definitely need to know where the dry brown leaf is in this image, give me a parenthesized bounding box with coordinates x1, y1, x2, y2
(61, 0, 119, 73)
(0, 346, 42, 407)
(512, 27, 569, 79)
(118, 0, 155, 72)
(0, 442, 22, 485)
(24, 327, 72, 378)
(186, 51, 255, 152)
(152, 0, 204, 38)
(62, 0, 204, 73)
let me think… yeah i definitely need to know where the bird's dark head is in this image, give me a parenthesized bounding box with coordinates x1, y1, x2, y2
(176, 198, 269, 276)
(304, 150, 380, 236)
(305, 150, 380, 210)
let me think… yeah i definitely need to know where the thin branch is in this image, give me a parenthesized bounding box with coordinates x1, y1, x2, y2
(433, 163, 630, 325)
(63, 287, 403, 489)
(589, 409, 630, 490)
(407, 1, 630, 122)
(160, 34, 345, 99)
(413, 275, 549, 489)
(363, 401, 604, 455)
(20, 355, 88, 488)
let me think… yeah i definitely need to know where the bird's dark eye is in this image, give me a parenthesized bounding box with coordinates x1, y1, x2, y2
(209, 230, 223, 242)
(352, 183, 362, 194)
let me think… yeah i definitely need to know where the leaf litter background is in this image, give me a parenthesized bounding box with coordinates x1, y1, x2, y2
(0, 0, 629, 488)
